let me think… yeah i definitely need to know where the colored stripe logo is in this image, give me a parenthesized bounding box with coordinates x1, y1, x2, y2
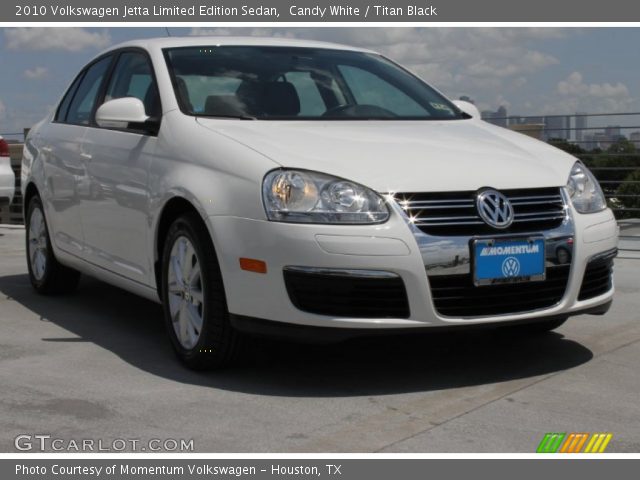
(537, 433, 613, 453)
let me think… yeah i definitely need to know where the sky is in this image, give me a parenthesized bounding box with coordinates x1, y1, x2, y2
(1, 27, 639, 136)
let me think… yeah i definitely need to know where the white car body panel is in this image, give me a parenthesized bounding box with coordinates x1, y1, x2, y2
(195, 118, 576, 192)
(21, 36, 618, 333)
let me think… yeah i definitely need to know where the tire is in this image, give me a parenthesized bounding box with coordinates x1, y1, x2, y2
(25, 196, 81, 294)
(161, 213, 244, 370)
(500, 317, 568, 335)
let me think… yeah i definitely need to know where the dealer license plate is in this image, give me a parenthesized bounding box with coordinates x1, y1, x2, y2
(473, 237, 545, 286)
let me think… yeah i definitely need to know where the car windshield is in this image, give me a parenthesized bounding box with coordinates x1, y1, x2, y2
(163, 46, 464, 120)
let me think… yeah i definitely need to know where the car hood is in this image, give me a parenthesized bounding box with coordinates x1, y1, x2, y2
(196, 118, 576, 193)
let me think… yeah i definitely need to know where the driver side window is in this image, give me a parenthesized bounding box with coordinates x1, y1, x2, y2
(64, 56, 112, 125)
(104, 51, 160, 119)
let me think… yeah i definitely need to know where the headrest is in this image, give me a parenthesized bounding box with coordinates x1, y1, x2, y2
(261, 82, 300, 116)
(236, 80, 300, 117)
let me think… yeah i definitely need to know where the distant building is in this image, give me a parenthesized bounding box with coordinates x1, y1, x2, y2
(575, 112, 587, 142)
(605, 125, 622, 138)
(481, 106, 508, 128)
(519, 116, 544, 125)
(545, 116, 571, 141)
(583, 134, 597, 151)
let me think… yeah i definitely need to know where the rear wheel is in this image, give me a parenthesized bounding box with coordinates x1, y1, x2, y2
(161, 213, 243, 370)
(25, 196, 80, 294)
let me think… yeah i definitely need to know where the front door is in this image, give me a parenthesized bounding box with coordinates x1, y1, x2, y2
(80, 51, 161, 285)
(43, 55, 113, 257)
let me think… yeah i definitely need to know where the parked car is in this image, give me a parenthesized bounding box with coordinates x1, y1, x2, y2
(0, 136, 15, 207)
(22, 37, 618, 370)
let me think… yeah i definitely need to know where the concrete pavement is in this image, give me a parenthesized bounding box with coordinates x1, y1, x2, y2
(1, 224, 639, 452)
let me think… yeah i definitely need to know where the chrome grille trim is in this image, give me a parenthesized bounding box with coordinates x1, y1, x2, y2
(395, 187, 567, 236)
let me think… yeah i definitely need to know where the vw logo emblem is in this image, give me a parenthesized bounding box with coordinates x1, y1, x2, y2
(476, 189, 514, 229)
(502, 257, 521, 277)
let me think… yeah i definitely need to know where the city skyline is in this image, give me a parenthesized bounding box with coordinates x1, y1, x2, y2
(479, 105, 640, 149)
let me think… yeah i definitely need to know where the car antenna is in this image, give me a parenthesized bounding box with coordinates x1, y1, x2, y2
(165, 27, 172, 37)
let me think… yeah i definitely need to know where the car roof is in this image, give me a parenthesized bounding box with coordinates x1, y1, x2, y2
(99, 36, 376, 56)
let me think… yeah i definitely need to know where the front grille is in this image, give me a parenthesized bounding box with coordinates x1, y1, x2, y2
(578, 254, 614, 301)
(428, 265, 570, 317)
(283, 268, 410, 318)
(396, 187, 566, 236)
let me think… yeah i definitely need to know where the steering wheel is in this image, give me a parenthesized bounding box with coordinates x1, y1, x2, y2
(322, 104, 353, 116)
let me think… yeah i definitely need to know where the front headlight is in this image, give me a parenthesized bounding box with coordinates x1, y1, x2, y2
(262, 169, 390, 224)
(566, 162, 607, 213)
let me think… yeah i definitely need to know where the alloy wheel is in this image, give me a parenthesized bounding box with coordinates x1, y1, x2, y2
(167, 236, 204, 349)
(28, 207, 48, 281)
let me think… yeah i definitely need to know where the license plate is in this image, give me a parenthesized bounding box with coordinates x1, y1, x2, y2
(473, 237, 545, 286)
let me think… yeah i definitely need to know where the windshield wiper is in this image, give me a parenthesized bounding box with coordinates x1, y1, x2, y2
(196, 114, 257, 120)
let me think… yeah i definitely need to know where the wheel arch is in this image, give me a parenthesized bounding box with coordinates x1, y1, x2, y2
(153, 195, 213, 299)
(23, 182, 40, 218)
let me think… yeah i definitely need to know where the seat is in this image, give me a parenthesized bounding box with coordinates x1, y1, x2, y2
(235, 80, 300, 117)
(262, 81, 300, 116)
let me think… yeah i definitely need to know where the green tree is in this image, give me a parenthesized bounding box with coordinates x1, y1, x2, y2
(615, 169, 640, 219)
(548, 138, 585, 155)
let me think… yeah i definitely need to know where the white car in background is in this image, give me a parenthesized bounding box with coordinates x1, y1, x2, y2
(0, 136, 15, 207)
(22, 37, 618, 370)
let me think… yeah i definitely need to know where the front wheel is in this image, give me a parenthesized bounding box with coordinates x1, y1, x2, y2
(25, 196, 80, 294)
(161, 213, 243, 370)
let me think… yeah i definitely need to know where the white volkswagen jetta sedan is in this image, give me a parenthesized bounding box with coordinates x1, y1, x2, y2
(22, 37, 618, 369)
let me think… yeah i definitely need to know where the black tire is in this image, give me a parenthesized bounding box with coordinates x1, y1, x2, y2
(161, 213, 244, 370)
(25, 196, 81, 294)
(500, 317, 568, 335)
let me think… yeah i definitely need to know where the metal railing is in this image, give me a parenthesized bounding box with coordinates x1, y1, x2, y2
(4, 114, 640, 252)
(485, 112, 640, 254)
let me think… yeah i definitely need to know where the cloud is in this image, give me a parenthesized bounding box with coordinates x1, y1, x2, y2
(513, 77, 527, 88)
(557, 71, 629, 98)
(5, 28, 110, 52)
(23, 66, 48, 80)
(0, 100, 54, 134)
(539, 72, 634, 114)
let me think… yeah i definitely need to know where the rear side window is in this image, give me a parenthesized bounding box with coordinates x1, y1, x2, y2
(104, 51, 160, 117)
(65, 56, 112, 125)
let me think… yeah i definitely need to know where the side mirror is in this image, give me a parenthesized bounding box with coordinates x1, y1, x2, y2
(452, 100, 481, 120)
(96, 97, 153, 130)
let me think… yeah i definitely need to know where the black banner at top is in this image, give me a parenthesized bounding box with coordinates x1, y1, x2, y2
(4, 0, 640, 22)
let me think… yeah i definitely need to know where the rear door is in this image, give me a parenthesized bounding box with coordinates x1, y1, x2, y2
(80, 50, 160, 285)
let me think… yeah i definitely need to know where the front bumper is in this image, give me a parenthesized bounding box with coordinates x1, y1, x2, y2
(207, 203, 618, 331)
